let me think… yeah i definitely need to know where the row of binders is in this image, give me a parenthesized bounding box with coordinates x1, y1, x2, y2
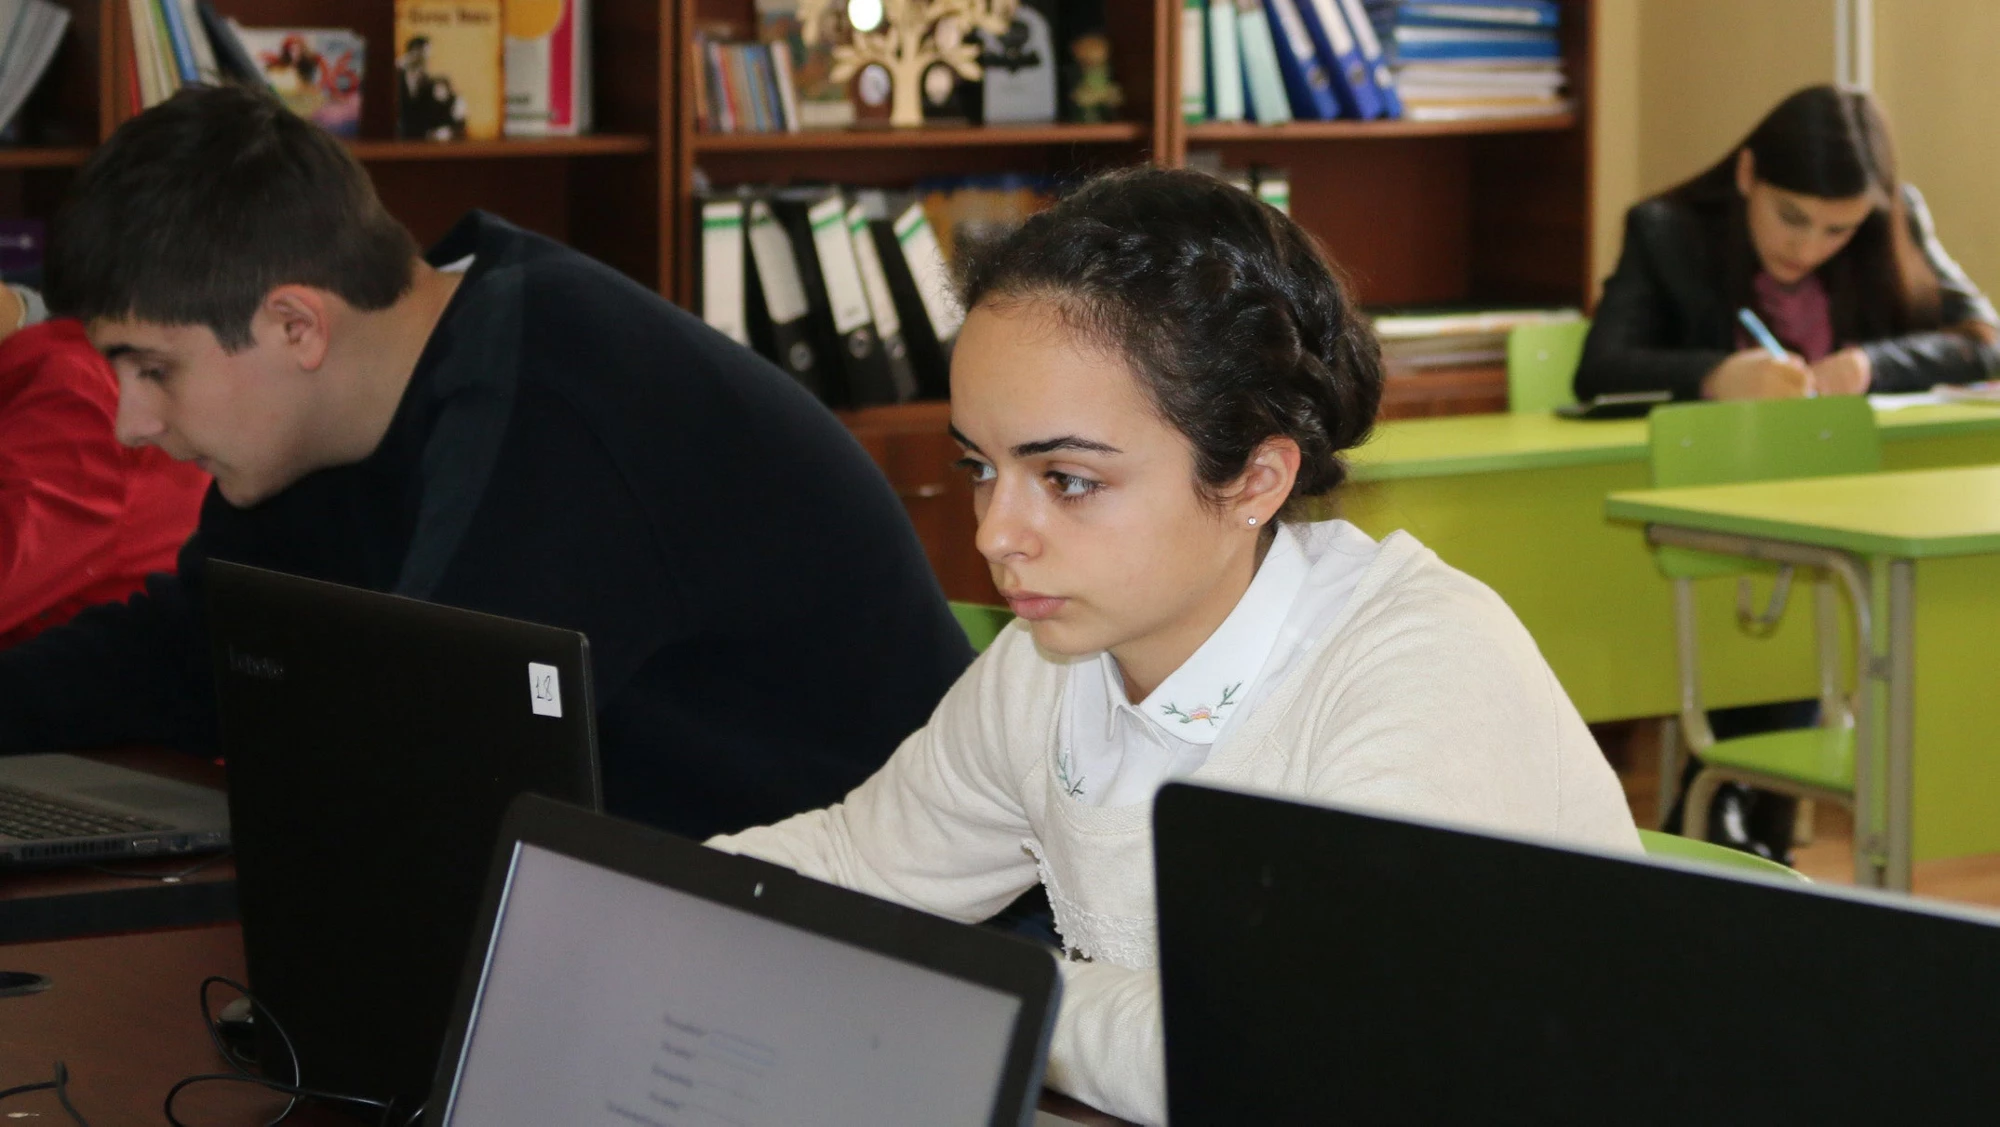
(696, 188, 964, 408)
(1185, 0, 1567, 124)
(1182, 0, 1401, 123)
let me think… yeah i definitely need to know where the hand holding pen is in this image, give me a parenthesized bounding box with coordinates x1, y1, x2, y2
(1699, 308, 1814, 400)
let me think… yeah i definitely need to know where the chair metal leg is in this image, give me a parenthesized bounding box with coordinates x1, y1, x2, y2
(1656, 716, 1684, 831)
(1682, 768, 1722, 843)
(1793, 798, 1816, 847)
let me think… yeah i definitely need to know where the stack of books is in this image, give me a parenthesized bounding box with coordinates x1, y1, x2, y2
(1388, 0, 1570, 122)
(1371, 306, 1581, 371)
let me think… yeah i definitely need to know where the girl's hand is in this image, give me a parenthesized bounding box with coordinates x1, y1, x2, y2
(1702, 348, 1813, 400)
(1810, 347, 1873, 396)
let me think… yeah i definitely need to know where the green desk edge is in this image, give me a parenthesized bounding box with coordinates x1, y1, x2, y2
(1606, 464, 2000, 560)
(1349, 402, 2000, 483)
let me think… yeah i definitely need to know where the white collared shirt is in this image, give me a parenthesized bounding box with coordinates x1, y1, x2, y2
(1057, 519, 1381, 807)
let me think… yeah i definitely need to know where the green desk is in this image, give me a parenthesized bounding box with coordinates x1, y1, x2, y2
(1336, 403, 2000, 724)
(1607, 464, 2000, 890)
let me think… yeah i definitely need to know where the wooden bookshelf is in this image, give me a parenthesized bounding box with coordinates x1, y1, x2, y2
(6, 0, 1594, 601)
(33, 0, 677, 285)
(0, 147, 93, 169)
(1184, 113, 1579, 142)
(689, 121, 1147, 152)
(346, 135, 656, 161)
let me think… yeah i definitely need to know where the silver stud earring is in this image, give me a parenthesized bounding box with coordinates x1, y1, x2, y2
(1246, 516, 1259, 527)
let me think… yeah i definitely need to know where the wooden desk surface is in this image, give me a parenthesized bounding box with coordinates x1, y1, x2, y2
(1, 750, 238, 944)
(0, 924, 321, 1124)
(0, 923, 1134, 1126)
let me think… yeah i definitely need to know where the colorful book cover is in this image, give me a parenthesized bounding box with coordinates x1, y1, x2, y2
(505, 0, 592, 137)
(232, 27, 365, 137)
(394, 0, 504, 141)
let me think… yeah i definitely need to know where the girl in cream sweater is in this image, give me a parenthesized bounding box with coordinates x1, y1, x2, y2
(710, 167, 1640, 1124)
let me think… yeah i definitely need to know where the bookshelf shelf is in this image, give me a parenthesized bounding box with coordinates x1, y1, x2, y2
(346, 136, 657, 162)
(1184, 114, 1578, 143)
(690, 122, 1148, 153)
(0, 147, 92, 169)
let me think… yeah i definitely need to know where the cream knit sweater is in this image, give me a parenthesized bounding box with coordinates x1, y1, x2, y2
(709, 528, 1641, 1124)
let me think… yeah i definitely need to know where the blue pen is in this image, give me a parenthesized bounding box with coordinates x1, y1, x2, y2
(1737, 307, 1787, 359)
(1737, 307, 1816, 396)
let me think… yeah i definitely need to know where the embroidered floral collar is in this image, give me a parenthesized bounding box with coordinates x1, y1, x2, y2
(1098, 526, 1312, 747)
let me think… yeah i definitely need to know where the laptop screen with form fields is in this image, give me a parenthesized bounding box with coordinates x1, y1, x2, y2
(440, 843, 1022, 1126)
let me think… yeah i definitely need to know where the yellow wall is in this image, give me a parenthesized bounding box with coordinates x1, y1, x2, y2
(1589, 0, 1639, 296)
(1873, 0, 2000, 296)
(1633, 0, 1835, 196)
(1590, 0, 1835, 298)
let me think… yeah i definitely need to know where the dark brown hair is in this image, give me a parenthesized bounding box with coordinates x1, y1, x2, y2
(48, 84, 418, 351)
(958, 166, 1381, 519)
(1663, 84, 1945, 345)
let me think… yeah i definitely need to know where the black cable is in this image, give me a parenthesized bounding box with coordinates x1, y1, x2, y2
(0, 1077, 55, 1103)
(84, 849, 232, 883)
(164, 977, 412, 1127)
(0, 1062, 90, 1125)
(52, 1063, 91, 1127)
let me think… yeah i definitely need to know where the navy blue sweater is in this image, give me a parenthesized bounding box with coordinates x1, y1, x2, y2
(0, 212, 973, 839)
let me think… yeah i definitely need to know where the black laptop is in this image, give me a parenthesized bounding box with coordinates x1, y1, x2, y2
(424, 793, 1062, 1126)
(206, 561, 601, 1111)
(1154, 782, 2000, 1124)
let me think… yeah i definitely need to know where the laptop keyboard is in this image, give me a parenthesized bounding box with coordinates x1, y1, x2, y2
(0, 784, 170, 841)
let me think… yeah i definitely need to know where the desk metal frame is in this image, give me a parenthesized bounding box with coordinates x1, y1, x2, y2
(1645, 523, 1910, 890)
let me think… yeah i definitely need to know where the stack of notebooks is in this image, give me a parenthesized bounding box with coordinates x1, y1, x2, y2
(0, 1, 69, 142)
(695, 187, 965, 408)
(1388, 0, 1570, 122)
(1181, 0, 1404, 124)
(1372, 306, 1581, 371)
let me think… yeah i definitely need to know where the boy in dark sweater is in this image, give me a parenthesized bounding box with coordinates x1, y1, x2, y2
(8, 85, 971, 839)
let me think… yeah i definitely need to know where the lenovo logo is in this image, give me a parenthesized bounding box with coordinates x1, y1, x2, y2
(226, 647, 286, 681)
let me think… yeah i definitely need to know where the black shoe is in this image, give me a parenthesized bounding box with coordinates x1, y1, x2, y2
(1746, 791, 1799, 867)
(1706, 783, 1784, 863)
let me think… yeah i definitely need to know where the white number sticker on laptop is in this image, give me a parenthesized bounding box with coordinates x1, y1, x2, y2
(528, 663, 563, 718)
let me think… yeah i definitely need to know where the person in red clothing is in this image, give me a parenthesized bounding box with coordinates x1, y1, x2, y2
(0, 315, 209, 646)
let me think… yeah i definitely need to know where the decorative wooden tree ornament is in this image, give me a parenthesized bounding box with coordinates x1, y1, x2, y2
(800, 0, 1020, 127)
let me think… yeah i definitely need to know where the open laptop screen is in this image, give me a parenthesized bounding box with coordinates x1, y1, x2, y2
(439, 841, 1025, 1125)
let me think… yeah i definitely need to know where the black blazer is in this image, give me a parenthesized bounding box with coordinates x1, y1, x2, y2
(1576, 184, 2000, 400)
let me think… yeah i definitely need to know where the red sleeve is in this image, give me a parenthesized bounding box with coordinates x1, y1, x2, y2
(0, 326, 134, 638)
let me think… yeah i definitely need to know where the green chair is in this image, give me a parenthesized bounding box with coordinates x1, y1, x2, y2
(949, 601, 1013, 654)
(1645, 397, 1881, 885)
(1506, 319, 1590, 414)
(1637, 828, 1810, 882)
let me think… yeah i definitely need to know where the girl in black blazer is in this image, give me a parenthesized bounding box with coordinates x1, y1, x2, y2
(1578, 85, 1999, 402)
